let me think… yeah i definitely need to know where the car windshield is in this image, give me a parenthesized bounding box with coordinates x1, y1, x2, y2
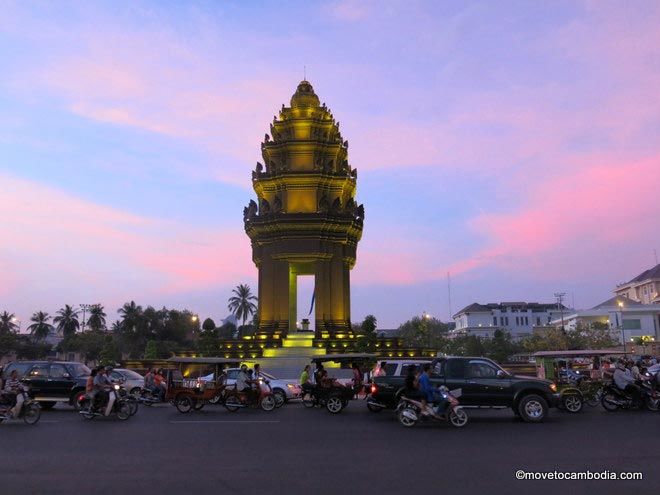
(119, 369, 144, 380)
(69, 364, 91, 377)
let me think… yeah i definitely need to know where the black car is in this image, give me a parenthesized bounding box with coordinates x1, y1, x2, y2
(1, 361, 91, 410)
(368, 356, 561, 422)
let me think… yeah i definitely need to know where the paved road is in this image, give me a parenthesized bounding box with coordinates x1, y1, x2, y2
(1, 400, 656, 495)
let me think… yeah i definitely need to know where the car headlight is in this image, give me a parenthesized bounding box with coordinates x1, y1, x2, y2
(287, 383, 297, 389)
(114, 384, 120, 390)
(549, 383, 557, 393)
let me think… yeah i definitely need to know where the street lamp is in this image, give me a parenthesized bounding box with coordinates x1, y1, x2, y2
(79, 304, 92, 332)
(11, 317, 21, 334)
(617, 300, 625, 355)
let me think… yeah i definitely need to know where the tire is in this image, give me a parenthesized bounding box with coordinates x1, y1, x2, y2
(22, 403, 41, 425)
(116, 401, 131, 421)
(517, 394, 548, 423)
(562, 394, 583, 413)
(79, 399, 95, 420)
(366, 400, 383, 413)
(129, 387, 142, 398)
(261, 395, 276, 412)
(193, 400, 205, 411)
(448, 407, 469, 427)
(224, 395, 241, 412)
(397, 407, 417, 427)
(175, 395, 193, 414)
(326, 395, 343, 414)
(601, 392, 620, 412)
(302, 392, 315, 408)
(645, 396, 659, 412)
(71, 391, 87, 411)
(272, 389, 286, 408)
(38, 401, 56, 411)
(209, 394, 222, 405)
(127, 397, 139, 416)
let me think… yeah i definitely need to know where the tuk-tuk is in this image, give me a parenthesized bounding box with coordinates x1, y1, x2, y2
(164, 357, 241, 413)
(306, 353, 376, 413)
(532, 349, 623, 413)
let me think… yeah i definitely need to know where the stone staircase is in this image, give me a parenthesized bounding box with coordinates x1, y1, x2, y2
(257, 333, 330, 379)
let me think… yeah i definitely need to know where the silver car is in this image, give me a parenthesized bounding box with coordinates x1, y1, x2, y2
(203, 368, 301, 405)
(109, 368, 145, 396)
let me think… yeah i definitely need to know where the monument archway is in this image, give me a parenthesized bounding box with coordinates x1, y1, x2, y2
(243, 80, 364, 338)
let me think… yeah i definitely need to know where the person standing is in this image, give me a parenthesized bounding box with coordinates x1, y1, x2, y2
(351, 363, 363, 398)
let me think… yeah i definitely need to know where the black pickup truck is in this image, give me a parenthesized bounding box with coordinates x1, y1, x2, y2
(368, 356, 560, 423)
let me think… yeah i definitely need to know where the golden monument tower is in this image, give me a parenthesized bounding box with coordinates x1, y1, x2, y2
(244, 80, 364, 338)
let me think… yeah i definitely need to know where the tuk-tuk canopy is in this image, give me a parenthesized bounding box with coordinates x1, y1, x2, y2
(166, 357, 242, 365)
(311, 353, 377, 364)
(532, 349, 624, 359)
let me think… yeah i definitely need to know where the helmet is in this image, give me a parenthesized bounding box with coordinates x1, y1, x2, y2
(104, 366, 113, 372)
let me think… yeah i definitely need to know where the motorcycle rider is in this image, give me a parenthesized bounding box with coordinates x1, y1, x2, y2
(613, 359, 641, 406)
(3, 370, 27, 419)
(93, 367, 116, 415)
(418, 363, 435, 416)
(236, 364, 251, 398)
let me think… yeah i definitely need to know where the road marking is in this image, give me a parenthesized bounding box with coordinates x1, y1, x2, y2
(169, 420, 281, 424)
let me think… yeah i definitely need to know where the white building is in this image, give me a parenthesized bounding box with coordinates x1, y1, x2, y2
(551, 296, 660, 343)
(451, 302, 571, 339)
(614, 263, 660, 304)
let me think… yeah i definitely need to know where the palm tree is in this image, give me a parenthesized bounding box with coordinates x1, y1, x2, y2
(87, 304, 107, 332)
(227, 284, 258, 327)
(53, 304, 80, 338)
(28, 311, 54, 342)
(117, 301, 143, 331)
(0, 311, 19, 334)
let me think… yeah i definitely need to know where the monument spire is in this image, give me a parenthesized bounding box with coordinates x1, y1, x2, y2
(243, 80, 364, 338)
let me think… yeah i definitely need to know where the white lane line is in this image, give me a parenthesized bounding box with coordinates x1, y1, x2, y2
(169, 420, 281, 424)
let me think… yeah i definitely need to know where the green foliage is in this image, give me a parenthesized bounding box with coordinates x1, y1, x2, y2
(0, 311, 19, 334)
(143, 340, 159, 359)
(519, 323, 619, 353)
(227, 284, 258, 327)
(53, 304, 80, 338)
(218, 322, 237, 339)
(197, 327, 220, 356)
(0, 331, 17, 356)
(398, 316, 450, 348)
(202, 318, 216, 331)
(355, 314, 377, 352)
(98, 339, 121, 367)
(87, 304, 107, 332)
(237, 325, 256, 339)
(27, 311, 54, 342)
(14, 336, 51, 360)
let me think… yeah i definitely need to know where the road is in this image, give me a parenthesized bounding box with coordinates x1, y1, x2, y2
(1, 399, 656, 495)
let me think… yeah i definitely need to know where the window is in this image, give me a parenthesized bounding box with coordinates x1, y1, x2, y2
(500, 317, 504, 326)
(49, 364, 70, 379)
(515, 317, 519, 325)
(623, 319, 642, 330)
(525, 317, 529, 325)
(466, 360, 499, 379)
(69, 364, 91, 377)
(445, 360, 466, 379)
(2, 362, 33, 379)
(226, 370, 239, 380)
(384, 363, 398, 376)
(493, 317, 497, 326)
(505, 317, 509, 326)
(110, 371, 123, 381)
(28, 364, 49, 378)
(536, 317, 541, 326)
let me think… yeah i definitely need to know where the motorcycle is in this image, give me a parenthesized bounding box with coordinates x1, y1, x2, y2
(0, 390, 41, 425)
(224, 380, 276, 412)
(137, 387, 165, 406)
(115, 384, 139, 416)
(396, 387, 468, 428)
(78, 384, 132, 420)
(601, 381, 659, 412)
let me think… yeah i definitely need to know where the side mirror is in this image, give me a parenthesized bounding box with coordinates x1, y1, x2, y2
(496, 370, 507, 378)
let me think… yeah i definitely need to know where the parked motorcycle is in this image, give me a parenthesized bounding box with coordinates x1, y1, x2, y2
(601, 381, 659, 412)
(397, 387, 468, 428)
(0, 390, 41, 425)
(224, 380, 276, 412)
(78, 385, 132, 420)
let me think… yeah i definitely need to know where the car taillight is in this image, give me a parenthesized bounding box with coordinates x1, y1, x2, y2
(371, 384, 377, 394)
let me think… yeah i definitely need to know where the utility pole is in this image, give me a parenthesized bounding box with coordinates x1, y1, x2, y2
(447, 272, 453, 321)
(554, 292, 566, 332)
(80, 303, 91, 332)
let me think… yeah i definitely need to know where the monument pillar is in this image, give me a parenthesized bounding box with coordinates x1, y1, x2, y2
(244, 80, 365, 337)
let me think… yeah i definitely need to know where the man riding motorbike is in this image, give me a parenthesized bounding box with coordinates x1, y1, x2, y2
(613, 360, 641, 405)
(2, 370, 27, 419)
(93, 367, 116, 416)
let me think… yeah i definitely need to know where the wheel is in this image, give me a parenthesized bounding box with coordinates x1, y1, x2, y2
(22, 403, 41, 425)
(209, 394, 222, 405)
(38, 401, 56, 411)
(517, 394, 548, 423)
(645, 396, 659, 412)
(448, 407, 469, 427)
(127, 397, 139, 416)
(272, 389, 286, 408)
(175, 395, 193, 414)
(130, 387, 142, 398)
(326, 395, 343, 414)
(193, 400, 205, 411)
(261, 395, 276, 411)
(601, 392, 619, 412)
(397, 406, 417, 427)
(302, 392, 315, 408)
(341, 399, 349, 409)
(116, 401, 131, 420)
(367, 401, 383, 413)
(224, 395, 241, 412)
(79, 399, 95, 420)
(562, 394, 583, 413)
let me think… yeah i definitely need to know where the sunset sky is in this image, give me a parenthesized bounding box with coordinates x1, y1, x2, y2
(1, 1, 659, 329)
